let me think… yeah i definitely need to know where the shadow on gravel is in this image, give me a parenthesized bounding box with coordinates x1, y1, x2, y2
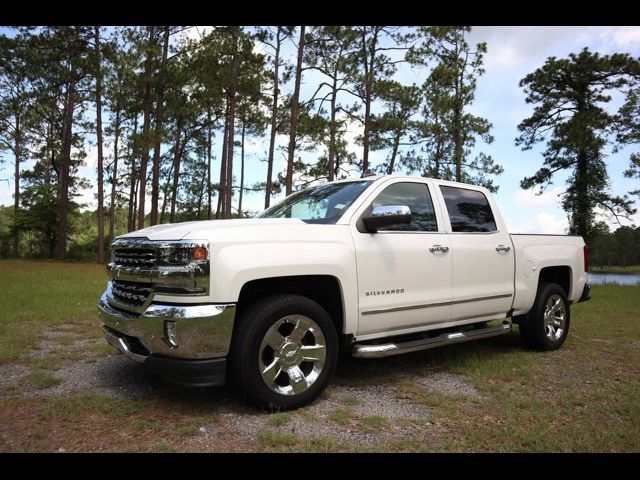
(333, 331, 524, 387)
(92, 331, 524, 410)
(93, 356, 235, 408)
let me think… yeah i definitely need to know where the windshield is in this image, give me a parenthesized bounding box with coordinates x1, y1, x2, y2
(256, 181, 372, 224)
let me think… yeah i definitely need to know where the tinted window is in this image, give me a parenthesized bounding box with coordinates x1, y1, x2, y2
(371, 182, 438, 232)
(440, 186, 497, 232)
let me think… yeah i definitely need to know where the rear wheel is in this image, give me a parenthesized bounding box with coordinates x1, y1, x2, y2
(520, 282, 570, 351)
(229, 294, 338, 410)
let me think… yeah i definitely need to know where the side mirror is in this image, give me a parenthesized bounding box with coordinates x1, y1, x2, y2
(362, 205, 411, 233)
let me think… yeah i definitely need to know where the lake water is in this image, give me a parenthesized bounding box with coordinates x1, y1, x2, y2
(588, 272, 640, 286)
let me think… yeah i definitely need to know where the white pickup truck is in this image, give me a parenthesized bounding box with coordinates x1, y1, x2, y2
(98, 175, 591, 409)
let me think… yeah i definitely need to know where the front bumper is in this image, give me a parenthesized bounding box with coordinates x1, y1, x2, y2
(98, 284, 236, 387)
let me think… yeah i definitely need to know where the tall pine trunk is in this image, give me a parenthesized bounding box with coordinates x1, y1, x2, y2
(12, 112, 21, 257)
(150, 26, 170, 226)
(169, 121, 184, 223)
(265, 26, 282, 209)
(574, 149, 591, 241)
(108, 107, 121, 246)
(127, 114, 138, 232)
(328, 74, 338, 181)
(224, 26, 240, 219)
(387, 135, 400, 174)
(453, 101, 462, 181)
(238, 120, 246, 217)
(216, 105, 229, 219)
(56, 82, 76, 259)
(94, 26, 105, 263)
(207, 108, 213, 219)
(286, 26, 305, 196)
(361, 30, 377, 174)
(137, 26, 155, 230)
(453, 37, 463, 182)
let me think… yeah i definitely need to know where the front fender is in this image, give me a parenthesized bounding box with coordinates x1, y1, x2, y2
(209, 241, 359, 335)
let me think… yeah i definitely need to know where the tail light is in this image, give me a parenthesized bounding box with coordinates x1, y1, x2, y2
(583, 245, 590, 272)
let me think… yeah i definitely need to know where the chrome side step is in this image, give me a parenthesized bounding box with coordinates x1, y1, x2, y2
(352, 322, 512, 358)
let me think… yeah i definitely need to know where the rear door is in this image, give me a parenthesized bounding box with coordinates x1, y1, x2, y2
(438, 185, 514, 321)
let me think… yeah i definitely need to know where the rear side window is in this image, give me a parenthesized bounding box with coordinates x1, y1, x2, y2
(440, 186, 497, 232)
(371, 182, 438, 232)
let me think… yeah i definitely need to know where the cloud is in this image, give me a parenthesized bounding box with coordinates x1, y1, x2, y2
(612, 27, 640, 48)
(513, 186, 565, 208)
(485, 43, 523, 70)
(505, 211, 569, 235)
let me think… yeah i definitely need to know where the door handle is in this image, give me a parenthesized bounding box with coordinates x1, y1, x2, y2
(429, 244, 449, 253)
(495, 244, 511, 252)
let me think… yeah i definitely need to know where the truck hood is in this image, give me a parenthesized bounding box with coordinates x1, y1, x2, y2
(116, 218, 307, 241)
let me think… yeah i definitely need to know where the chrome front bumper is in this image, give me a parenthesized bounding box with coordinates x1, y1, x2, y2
(98, 283, 236, 362)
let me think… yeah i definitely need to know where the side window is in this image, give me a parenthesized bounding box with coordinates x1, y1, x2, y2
(371, 182, 438, 232)
(440, 186, 497, 232)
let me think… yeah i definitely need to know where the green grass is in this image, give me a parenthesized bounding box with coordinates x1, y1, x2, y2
(266, 412, 291, 428)
(25, 370, 62, 389)
(38, 394, 144, 422)
(0, 260, 638, 452)
(590, 264, 640, 274)
(362, 415, 389, 431)
(328, 407, 353, 426)
(302, 436, 336, 453)
(258, 430, 299, 450)
(0, 260, 106, 360)
(402, 284, 640, 452)
(341, 395, 361, 406)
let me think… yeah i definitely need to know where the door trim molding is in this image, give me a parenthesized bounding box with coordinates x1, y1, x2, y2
(361, 293, 512, 316)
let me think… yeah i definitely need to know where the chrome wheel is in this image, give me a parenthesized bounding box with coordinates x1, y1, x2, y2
(258, 315, 327, 396)
(543, 294, 566, 342)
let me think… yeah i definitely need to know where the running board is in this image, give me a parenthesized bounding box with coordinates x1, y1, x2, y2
(352, 322, 512, 358)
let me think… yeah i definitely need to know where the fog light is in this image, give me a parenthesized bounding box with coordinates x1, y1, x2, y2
(164, 321, 178, 348)
(192, 247, 207, 261)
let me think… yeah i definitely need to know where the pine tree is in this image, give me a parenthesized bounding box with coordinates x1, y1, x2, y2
(516, 48, 640, 241)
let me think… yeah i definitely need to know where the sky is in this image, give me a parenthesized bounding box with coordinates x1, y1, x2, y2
(1, 26, 639, 234)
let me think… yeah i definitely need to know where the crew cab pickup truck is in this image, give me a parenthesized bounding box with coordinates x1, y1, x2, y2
(98, 175, 591, 410)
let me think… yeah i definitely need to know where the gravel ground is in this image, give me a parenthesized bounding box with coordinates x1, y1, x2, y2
(1, 327, 480, 450)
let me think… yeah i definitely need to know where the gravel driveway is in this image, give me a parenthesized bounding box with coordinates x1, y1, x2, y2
(0, 325, 481, 451)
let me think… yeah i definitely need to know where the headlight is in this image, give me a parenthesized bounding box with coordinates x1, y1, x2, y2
(154, 241, 210, 296)
(157, 243, 209, 266)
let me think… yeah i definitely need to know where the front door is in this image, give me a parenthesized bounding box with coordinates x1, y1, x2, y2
(352, 180, 453, 337)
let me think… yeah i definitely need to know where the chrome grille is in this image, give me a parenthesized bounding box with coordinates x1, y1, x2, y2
(111, 280, 153, 308)
(113, 247, 156, 267)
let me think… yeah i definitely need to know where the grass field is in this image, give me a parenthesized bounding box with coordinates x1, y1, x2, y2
(0, 259, 639, 452)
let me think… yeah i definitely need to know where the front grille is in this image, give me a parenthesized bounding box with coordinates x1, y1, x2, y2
(113, 247, 156, 268)
(111, 280, 153, 308)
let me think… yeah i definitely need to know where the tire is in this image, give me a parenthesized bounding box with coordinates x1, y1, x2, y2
(519, 282, 571, 351)
(228, 294, 338, 411)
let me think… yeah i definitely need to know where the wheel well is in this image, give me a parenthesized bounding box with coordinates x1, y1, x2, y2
(538, 266, 571, 297)
(236, 275, 345, 334)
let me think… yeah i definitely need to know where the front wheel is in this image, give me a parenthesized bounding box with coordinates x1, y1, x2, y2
(520, 282, 571, 351)
(229, 294, 338, 411)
